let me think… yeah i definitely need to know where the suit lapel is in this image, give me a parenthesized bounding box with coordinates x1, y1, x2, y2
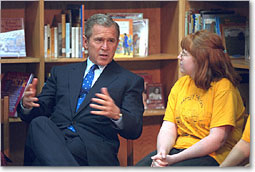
(69, 61, 87, 116)
(75, 60, 120, 116)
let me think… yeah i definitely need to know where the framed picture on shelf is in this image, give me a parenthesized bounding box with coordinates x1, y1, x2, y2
(146, 83, 165, 110)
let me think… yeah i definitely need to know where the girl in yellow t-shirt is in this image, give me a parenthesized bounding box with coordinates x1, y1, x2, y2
(136, 30, 245, 167)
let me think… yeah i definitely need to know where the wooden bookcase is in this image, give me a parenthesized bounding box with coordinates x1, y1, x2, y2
(0, 0, 249, 166)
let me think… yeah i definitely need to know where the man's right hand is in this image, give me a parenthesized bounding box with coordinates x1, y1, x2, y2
(22, 78, 40, 109)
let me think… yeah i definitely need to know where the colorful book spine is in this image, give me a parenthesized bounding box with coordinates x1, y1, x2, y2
(71, 27, 76, 58)
(66, 23, 71, 58)
(50, 27, 55, 58)
(54, 27, 58, 58)
(61, 13, 66, 57)
(58, 23, 62, 57)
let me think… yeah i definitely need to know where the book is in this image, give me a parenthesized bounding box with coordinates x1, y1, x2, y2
(1, 72, 33, 117)
(113, 19, 133, 58)
(65, 23, 71, 58)
(219, 15, 247, 57)
(75, 27, 80, 58)
(135, 73, 153, 110)
(44, 25, 48, 58)
(185, 10, 191, 36)
(0, 29, 26, 57)
(222, 25, 246, 58)
(50, 27, 55, 58)
(133, 19, 149, 57)
(219, 15, 247, 55)
(53, 27, 58, 58)
(61, 13, 66, 57)
(146, 83, 165, 110)
(0, 18, 26, 57)
(200, 10, 235, 36)
(57, 23, 62, 57)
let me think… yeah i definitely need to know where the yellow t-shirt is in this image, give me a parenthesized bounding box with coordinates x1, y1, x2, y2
(241, 115, 250, 143)
(164, 76, 245, 164)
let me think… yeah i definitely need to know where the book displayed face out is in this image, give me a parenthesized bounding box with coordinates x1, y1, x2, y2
(0, 18, 26, 57)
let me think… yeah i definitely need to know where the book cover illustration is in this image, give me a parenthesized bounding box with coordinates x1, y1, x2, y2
(1, 72, 33, 117)
(113, 19, 133, 58)
(0, 29, 26, 57)
(133, 19, 149, 57)
(146, 83, 165, 110)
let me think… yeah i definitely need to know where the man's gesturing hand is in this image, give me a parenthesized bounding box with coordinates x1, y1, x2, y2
(22, 78, 40, 109)
(90, 87, 121, 120)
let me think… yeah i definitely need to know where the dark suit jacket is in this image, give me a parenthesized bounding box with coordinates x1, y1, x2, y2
(17, 60, 144, 166)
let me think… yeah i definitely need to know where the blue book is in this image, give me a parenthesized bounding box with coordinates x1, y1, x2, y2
(66, 23, 71, 58)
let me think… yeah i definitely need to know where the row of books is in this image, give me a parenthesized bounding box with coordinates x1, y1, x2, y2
(44, 4, 85, 59)
(44, 12, 149, 59)
(185, 9, 249, 59)
(1, 12, 149, 59)
(1, 72, 34, 117)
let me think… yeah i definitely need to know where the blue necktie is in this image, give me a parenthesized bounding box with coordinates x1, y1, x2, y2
(68, 64, 98, 133)
(76, 64, 98, 112)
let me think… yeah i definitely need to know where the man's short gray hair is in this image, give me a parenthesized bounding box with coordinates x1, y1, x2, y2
(85, 13, 120, 41)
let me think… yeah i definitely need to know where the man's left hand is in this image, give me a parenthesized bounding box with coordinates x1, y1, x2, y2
(90, 87, 121, 120)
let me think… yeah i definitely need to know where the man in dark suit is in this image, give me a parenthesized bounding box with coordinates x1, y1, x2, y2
(17, 14, 144, 166)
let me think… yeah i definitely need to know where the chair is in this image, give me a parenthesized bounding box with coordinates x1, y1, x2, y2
(1, 96, 10, 165)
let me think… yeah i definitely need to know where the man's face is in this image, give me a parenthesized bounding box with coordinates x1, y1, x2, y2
(84, 24, 119, 66)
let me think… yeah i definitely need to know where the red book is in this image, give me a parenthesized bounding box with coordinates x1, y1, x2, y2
(1, 72, 33, 117)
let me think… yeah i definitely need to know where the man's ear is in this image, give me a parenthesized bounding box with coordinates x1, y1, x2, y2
(83, 35, 88, 49)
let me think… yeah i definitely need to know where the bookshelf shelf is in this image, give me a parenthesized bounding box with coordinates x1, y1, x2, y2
(231, 58, 249, 70)
(9, 117, 22, 123)
(115, 54, 178, 62)
(45, 57, 86, 63)
(0, 57, 40, 64)
(143, 109, 165, 117)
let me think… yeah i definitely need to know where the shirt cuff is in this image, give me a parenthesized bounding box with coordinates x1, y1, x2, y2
(111, 116, 123, 129)
(20, 99, 32, 114)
